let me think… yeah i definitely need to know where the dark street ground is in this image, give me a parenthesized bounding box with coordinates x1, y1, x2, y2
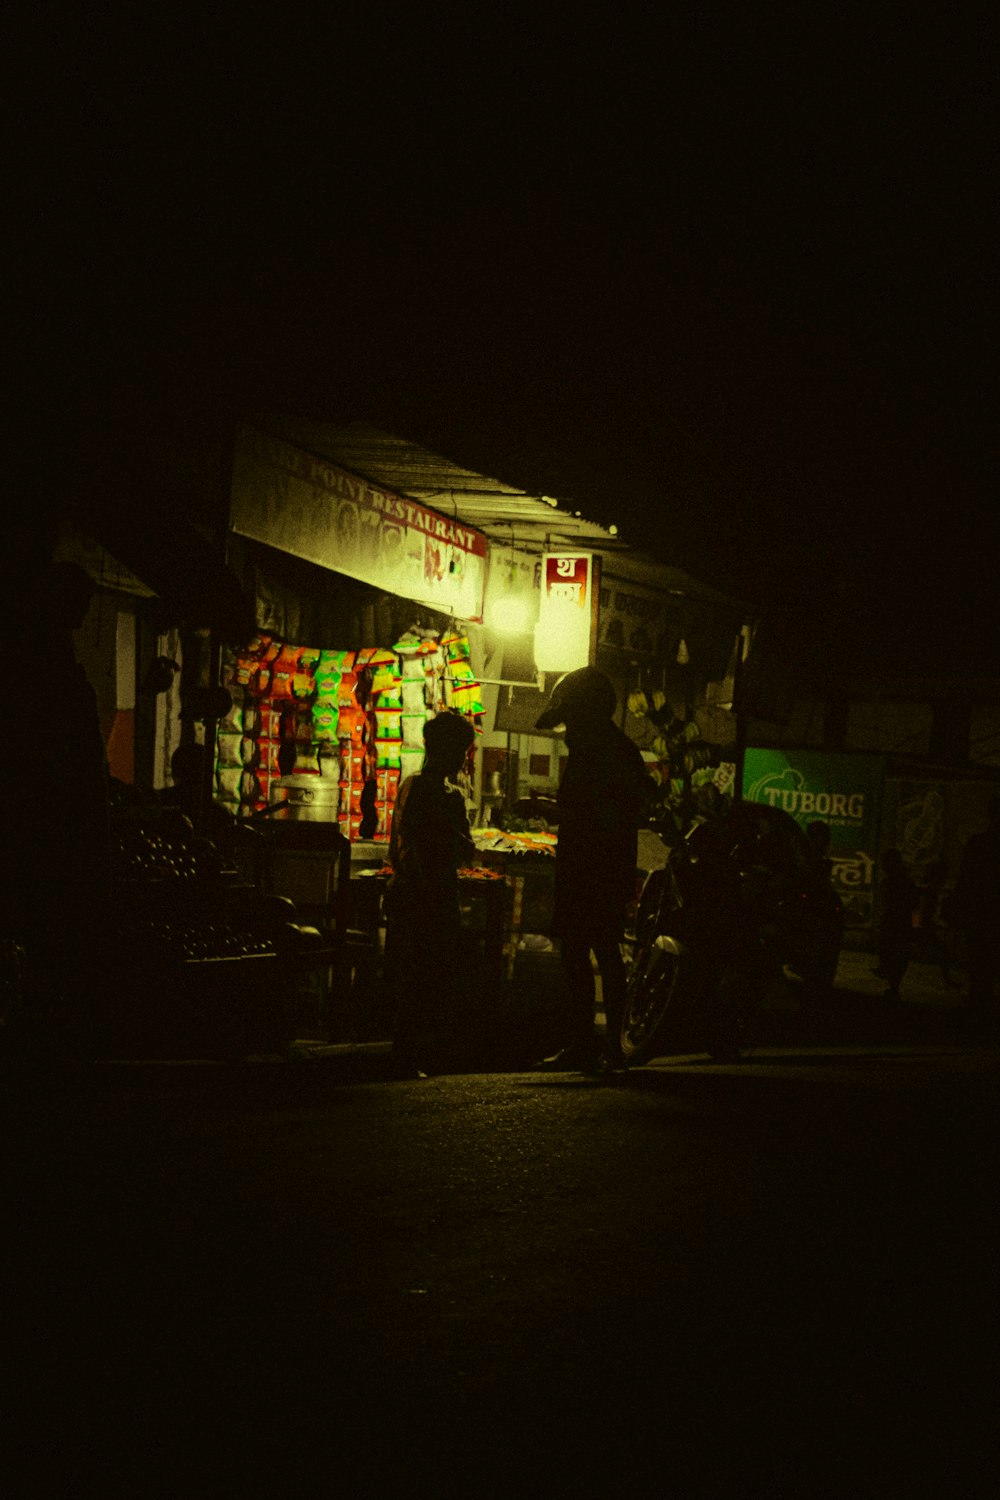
(2, 960, 996, 1498)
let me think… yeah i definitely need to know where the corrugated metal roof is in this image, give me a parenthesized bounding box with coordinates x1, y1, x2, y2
(259, 417, 622, 547)
(257, 418, 746, 610)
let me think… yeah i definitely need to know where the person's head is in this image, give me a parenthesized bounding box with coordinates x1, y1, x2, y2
(423, 710, 475, 778)
(170, 741, 207, 789)
(535, 667, 617, 733)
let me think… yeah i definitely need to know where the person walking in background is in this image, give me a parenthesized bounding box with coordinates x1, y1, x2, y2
(915, 857, 957, 988)
(533, 668, 655, 1076)
(876, 848, 918, 1000)
(385, 710, 476, 1077)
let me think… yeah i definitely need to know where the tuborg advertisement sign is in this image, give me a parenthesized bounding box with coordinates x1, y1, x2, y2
(742, 749, 885, 929)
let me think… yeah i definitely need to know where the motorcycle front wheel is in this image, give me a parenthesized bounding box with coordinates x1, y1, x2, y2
(620, 941, 692, 1065)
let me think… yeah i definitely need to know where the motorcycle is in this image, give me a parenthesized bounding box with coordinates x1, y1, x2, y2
(620, 802, 830, 1064)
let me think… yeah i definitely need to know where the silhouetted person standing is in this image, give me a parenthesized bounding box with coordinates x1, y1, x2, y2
(952, 799, 1000, 1022)
(534, 668, 654, 1074)
(12, 561, 111, 1056)
(385, 710, 476, 1076)
(160, 740, 235, 846)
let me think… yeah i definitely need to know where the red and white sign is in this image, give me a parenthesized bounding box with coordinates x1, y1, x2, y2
(535, 552, 593, 671)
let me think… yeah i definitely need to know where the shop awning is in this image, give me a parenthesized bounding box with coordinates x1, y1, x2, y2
(237, 417, 745, 611)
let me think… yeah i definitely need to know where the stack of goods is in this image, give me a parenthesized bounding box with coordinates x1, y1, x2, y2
(217, 630, 481, 841)
(441, 632, 484, 717)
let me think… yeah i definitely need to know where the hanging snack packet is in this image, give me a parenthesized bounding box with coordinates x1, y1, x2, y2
(318, 648, 356, 674)
(260, 740, 283, 775)
(355, 646, 395, 673)
(376, 739, 402, 769)
(401, 678, 426, 713)
(442, 632, 471, 661)
(216, 735, 242, 769)
(375, 766, 401, 803)
(375, 709, 402, 740)
(271, 644, 301, 699)
(336, 704, 366, 742)
(371, 663, 401, 701)
(292, 668, 317, 702)
(293, 744, 320, 775)
(400, 745, 425, 778)
(401, 713, 426, 749)
(216, 766, 241, 802)
(314, 671, 341, 706)
(245, 631, 275, 661)
(312, 705, 339, 741)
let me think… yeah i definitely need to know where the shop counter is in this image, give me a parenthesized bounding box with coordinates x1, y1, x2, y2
(349, 863, 508, 1008)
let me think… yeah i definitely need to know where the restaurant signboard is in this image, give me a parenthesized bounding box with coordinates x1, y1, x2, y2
(230, 426, 488, 622)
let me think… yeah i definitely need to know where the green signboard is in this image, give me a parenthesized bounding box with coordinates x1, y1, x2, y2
(742, 748, 885, 929)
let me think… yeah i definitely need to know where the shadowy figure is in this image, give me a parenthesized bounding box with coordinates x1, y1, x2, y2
(792, 819, 845, 1000)
(9, 561, 111, 1057)
(875, 848, 918, 999)
(160, 740, 235, 846)
(806, 818, 832, 865)
(533, 668, 655, 1075)
(385, 711, 476, 1076)
(951, 799, 1000, 1019)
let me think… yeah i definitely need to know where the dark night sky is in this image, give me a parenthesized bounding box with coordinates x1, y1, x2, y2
(8, 4, 997, 671)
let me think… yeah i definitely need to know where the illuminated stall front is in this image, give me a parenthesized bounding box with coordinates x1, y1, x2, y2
(213, 421, 751, 1048)
(221, 424, 490, 849)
